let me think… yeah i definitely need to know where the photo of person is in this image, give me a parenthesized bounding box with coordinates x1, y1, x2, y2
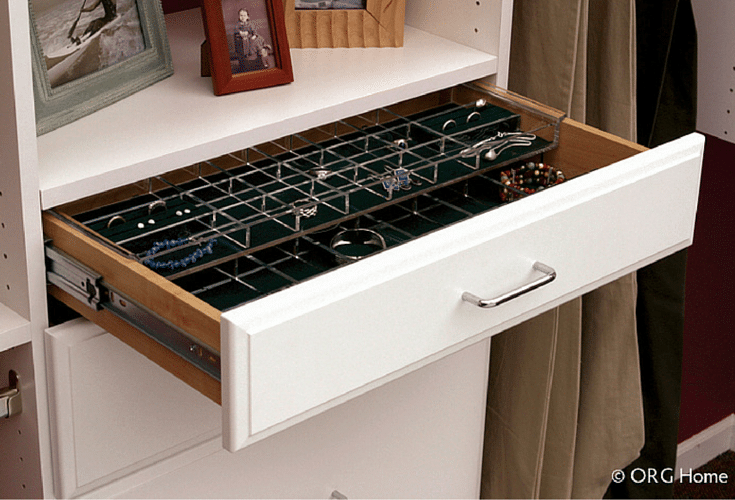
(223, 1, 275, 74)
(31, 0, 146, 88)
(295, 0, 365, 9)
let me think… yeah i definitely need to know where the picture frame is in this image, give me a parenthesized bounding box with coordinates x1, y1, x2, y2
(294, 0, 365, 9)
(282, 0, 405, 48)
(201, 0, 293, 96)
(29, 0, 173, 135)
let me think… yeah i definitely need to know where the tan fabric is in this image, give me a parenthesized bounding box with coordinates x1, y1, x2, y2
(481, 1, 644, 498)
(481, 301, 582, 498)
(483, 277, 644, 499)
(508, 0, 636, 140)
(572, 275, 644, 498)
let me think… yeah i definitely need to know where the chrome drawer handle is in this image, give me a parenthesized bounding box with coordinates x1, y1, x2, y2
(462, 262, 556, 308)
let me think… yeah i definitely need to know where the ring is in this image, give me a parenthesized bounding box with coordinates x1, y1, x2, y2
(292, 198, 319, 218)
(308, 167, 331, 179)
(466, 111, 481, 123)
(442, 119, 457, 132)
(148, 200, 167, 215)
(330, 228, 386, 264)
(106, 215, 126, 228)
(393, 138, 409, 149)
(475, 98, 487, 108)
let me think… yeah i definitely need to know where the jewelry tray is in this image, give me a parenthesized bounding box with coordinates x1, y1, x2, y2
(48, 85, 564, 314)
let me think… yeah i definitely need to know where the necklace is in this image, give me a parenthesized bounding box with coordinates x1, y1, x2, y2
(143, 237, 218, 271)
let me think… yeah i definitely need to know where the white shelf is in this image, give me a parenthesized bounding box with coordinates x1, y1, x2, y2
(37, 8, 497, 209)
(0, 302, 31, 351)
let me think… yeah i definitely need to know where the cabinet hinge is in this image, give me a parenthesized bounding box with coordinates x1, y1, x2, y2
(0, 370, 22, 419)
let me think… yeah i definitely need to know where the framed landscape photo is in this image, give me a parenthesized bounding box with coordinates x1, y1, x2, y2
(283, 0, 405, 48)
(29, 0, 173, 135)
(201, 0, 293, 96)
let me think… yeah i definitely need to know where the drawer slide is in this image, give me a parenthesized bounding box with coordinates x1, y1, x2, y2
(45, 244, 221, 380)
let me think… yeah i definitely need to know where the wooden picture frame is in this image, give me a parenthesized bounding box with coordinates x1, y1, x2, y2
(29, 0, 173, 135)
(202, 0, 293, 96)
(282, 0, 405, 48)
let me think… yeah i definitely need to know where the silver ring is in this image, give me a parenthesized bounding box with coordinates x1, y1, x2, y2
(106, 215, 126, 228)
(308, 167, 331, 179)
(148, 200, 167, 215)
(292, 198, 318, 218)
(330, 228, 386, 264)
(466, 111, 481, 123)
(475, 98, 488, 108)
(393, 138, 409, 149)
(442, 119, 457, 132)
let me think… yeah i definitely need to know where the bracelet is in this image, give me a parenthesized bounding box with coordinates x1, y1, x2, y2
(499, 162, 566, 202)
(143, 237, 217, 271)
(330, 228, 386, 264)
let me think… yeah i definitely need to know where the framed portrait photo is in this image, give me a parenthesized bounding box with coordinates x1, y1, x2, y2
(29, 0, 173, 135)
(201, 0, 293, 96)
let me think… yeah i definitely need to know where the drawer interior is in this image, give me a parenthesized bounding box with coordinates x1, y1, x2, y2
(53, 86, 560, 280)
(43, 84, 643, 403)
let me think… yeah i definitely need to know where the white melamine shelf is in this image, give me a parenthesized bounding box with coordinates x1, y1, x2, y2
(0, 302, 31, 351)
(37, 8, 498, 209)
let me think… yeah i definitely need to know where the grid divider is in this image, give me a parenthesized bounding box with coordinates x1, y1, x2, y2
(62, 92, 564, 310)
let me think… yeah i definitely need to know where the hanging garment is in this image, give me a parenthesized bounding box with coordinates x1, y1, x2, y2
(606, 1, 697, 497)
(481, 1, 645, 498)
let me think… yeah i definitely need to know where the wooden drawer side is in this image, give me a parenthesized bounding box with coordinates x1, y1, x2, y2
(43, 212, 222, 352)
(551, 119, 647, 178)
(48, 286, 222, 404)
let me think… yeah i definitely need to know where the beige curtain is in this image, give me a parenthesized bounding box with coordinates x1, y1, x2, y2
(481, 1, 644, 498)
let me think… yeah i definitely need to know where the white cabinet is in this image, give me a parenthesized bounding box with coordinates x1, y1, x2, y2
(46, 319, 490, 498)
(0, 0, 704, 498)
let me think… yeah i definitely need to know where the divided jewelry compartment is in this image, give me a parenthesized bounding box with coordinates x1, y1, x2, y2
(43, 84, 566, 402)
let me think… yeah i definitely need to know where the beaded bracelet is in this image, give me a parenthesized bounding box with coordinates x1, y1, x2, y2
(143, 237, 218, 271)
(499, 162, 566, 202)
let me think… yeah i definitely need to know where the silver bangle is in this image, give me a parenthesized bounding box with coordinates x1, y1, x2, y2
(330, 228, 386, 264)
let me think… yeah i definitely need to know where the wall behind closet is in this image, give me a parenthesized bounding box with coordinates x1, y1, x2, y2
(678, 0, 735, 443)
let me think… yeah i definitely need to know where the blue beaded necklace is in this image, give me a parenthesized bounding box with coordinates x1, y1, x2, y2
(143, 237, 217, 271)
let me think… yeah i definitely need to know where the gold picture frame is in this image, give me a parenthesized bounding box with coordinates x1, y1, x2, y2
(282, 0, 405, 48)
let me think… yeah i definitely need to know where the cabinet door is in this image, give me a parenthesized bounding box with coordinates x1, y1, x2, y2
(46, 320, 490, 499)
(221, 132, 703, 452)
(45, 320, 221, 499)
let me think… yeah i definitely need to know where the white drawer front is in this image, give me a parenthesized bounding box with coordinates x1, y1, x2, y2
(221, 133, 704, 452)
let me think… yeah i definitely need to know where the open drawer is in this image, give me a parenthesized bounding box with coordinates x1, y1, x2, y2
(42, 84, 704, 452)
